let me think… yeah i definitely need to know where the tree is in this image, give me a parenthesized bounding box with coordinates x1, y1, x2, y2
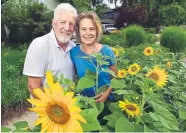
(115, 4, 148, 29)
(72, 0, 92, 13)
(158, 3, 185, 25)
(108, 0, 120, 8)
(91, 0, 104, 8)
(95, 4, 110, 18)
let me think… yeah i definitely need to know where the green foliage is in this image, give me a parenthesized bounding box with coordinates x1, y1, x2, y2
(80, 109, 102, 131)
(107, 43, 186, 131)
(2, 0, 52, 43)
(1, 121, 29, 132)
(145, 27, 156, 34)
(77, 77, 95, 91)
(158, 3, 186, 25)
(124, 25, 146, 46)
(146, 33, 157, 44)
(160, 26, 186, 53)
(115, 116, 135, 132)
(100, 33, 126, 47)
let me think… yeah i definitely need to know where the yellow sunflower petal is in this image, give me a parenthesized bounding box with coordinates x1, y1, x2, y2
(35, 115, 47, 126)
(27, 99, 47, 107)
(72, 98, 77, 105)
(37, 112, 47, 117)
(47, 121, 55, 132)
(70, 106, 81, 113)
(58, 123, 66, 132)
(40, 117, 50, 133)
(46, 71, 54, 87)
(33, 88, 51, 103)
(61, 92, 75, 105)
(51, 82, 64, 102)
(65, 118, 83, 132)
(52, 123, 59, 132)
(71, 113, 87, 123)
(44, 88, 53, 100)
(29, 107, 45, 114)
(65, 92, 74, 98)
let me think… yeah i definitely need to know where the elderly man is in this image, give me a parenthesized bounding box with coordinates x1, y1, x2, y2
(23, 3, 77, 98)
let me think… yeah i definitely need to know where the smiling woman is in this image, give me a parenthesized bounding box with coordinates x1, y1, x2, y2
(70, 11, 117, 102)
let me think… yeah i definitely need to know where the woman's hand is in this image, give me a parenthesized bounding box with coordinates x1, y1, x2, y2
(95, 87, 112, 103)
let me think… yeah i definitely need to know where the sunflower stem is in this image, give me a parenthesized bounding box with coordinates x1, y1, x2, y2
(95, 56, 100, 95)
(130, 75, 133, 89)
(135, 116, 141, 125)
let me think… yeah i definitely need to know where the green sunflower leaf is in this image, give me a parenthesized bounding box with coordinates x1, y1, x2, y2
(80, 108, 102, 131)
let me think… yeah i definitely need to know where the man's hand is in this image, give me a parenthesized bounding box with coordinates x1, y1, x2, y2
(28, 76, 43, 98)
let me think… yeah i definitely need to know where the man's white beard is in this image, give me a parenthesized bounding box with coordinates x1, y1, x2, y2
(57, 34, 72, 43)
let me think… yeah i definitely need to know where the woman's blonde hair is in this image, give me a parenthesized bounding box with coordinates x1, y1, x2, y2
(75, 11, 103, 43)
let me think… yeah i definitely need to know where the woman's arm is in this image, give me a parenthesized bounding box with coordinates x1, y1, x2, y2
(109, 64, 117, 75)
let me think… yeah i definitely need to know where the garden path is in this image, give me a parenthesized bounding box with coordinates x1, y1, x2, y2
(3, 111, 38, 130)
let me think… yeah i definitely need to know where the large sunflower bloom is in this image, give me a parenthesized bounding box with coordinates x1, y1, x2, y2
(146, 66, 168, 87)
(111, 47, 119, 57)
(27, 83, 87, 132)
(144, 47, 154, 56)
(117, 69, 127, 78)
(128, 63, 141, 75)
(119, 100, 140, 117)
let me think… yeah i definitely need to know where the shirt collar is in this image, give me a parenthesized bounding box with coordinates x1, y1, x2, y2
(50, 29, 76, 52)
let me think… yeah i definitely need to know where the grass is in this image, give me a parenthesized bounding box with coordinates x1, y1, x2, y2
(1, 44, 29, 119)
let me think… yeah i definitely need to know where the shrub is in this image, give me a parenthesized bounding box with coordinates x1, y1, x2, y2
(100, 32, 126, 47)
(146, 33, 157, 44)
(124, 25, 146, 46)
(160, 26, 186, 53)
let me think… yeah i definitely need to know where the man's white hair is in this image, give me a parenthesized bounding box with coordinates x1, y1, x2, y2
(54, 3, 77, 19)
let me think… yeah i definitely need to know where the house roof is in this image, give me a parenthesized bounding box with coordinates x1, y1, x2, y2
(101, 19, 115, 24)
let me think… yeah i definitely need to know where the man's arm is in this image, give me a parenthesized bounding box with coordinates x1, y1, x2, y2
(28, 76, 43, 98)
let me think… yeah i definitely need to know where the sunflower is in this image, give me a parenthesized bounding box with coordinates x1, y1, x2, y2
(117, 69, 127, 78)
(27, 83, 86, 132)
(111, 47, 119, 57)
(119, 100, 140, 117)
(146, 66, 168, 87)
(166, 61, 172, 68)
(144, 47, 154, 56)
(128, 63, 141, 75)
